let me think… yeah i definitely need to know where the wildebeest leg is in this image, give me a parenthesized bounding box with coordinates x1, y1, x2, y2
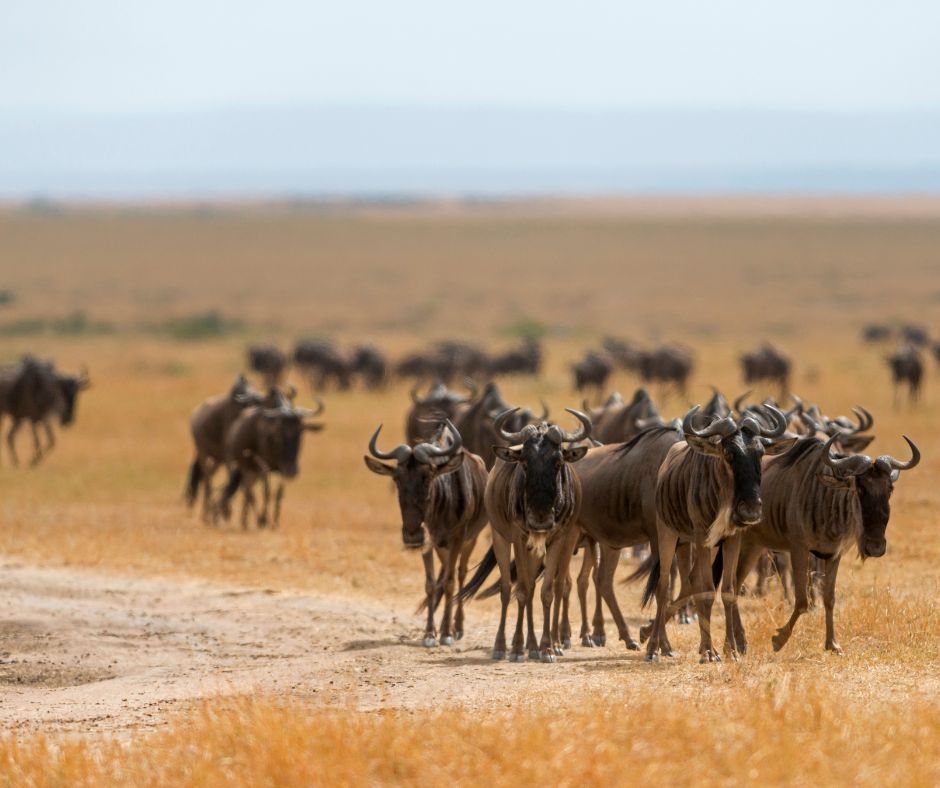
(720, 534, 743, 660)
(256, 474, 270, 528)
(538, 532, 568, 662)
(754, 551, 771, 597)
(273, 483, 285, 528)
(590, 545, 607, 646)
(240, 471, 257, 530)
(200, 459, 217, 524)
(676, 542, 695, 624)
(7, 418, 22, 466)
(822, 555, 843, 655)
(777, 552, 793, 603)
(422, 549, 438, 647)
(596, 543, 639, 651)
(454, 537, 475, 641)
(524, 561, 539, 660)
(29, 421, 44, 465)
(41, 419, 56, 456)
(645, 524, 679, 662)
(438, 543, 460, 645)
(510, 537, 533, 662)
(732, 540, 762, 654)
(492, 529, 513, 660)
(550, 526, 581, 655)
(692, 542, 719, 663)
(577, 540, 596, 647)
(772, 547, 809, 651)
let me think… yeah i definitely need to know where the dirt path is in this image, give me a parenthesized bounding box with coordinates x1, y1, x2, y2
(1, 561, 935, 737)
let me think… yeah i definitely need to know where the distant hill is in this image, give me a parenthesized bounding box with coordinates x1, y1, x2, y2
(2, 105, 939, 198)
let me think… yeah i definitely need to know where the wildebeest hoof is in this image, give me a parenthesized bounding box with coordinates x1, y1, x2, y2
(699, 650, 721, 664)
(562, 638, 572, 650)
(624, 638, 640, 651)
(581, 636, 596, 648)
(645, 652, 659, 662)
(553, 645, 564, 656)
(455, 631, 464, 641)
(639, 623, 652, 643)
(661, 648, 677, 658)
(508, 652, 527, 663)
(592, 634, 607, 647)
(540, 651, 556, 664)
(441, 636, 454, 646)
(826, 642, 844, 656)
(423, 637, 438, 648)
(723, 648, 739, 662)
(528, 649, 540, 660)
(771, 631, 787, 652)
(492, 650, 506, 660)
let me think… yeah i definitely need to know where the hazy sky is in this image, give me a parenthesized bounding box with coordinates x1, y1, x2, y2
(2, 1, 939, 113)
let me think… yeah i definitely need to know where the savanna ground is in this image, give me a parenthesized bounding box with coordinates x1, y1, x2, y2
(0, 198, 939, 785)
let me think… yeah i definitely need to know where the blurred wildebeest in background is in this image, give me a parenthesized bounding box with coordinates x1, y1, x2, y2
(217, 393, 324, 529)
(602, 336, 642, 371)
(702, 386, 732, 419)
(901, 324, 929, 347)
(350, 343, 388, 390)
(637, 344, 693, 397)
(487, 338, 542, 377)
(740, 343, 791, 397)
(405, 380, 476, 444)
(588, 387, 663, 444)
(396, 341, 486, 384)
(572, 351, 613, 393)
(453, 381, 548, 468)
(293, 339, 352, 390)
(0, 354, 90, 466)
(887, 345, 924, 407)
(800, 404, 875, 453)
(365, 420, 488, 647)
(248, 344, 289, 388)
(861, 323, 892, 343)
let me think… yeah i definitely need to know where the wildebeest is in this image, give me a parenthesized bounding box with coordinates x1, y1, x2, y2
(733, 433, 919, 654)
(637, 345, 694, 397)
(404, 380, 476, 445)
(602, 336, 642, 371)
(861, 324, 892, 343)
(702, 387, 732, 419)
(588, 387, 663, 444)
(644, 404, 795, 662)
(350, 344, 388, 390)
(800, 405, 875, 453)
(185, 375, 272, 521)
(900, 324, 929, 346)
(886, 345, 923, 407)
(573, 423, 686, 650)
(487, 338, 542, 377)
(247, 344, 289, 388)
(0, 355, 91, 466)
(572, 351, 613, 393)
(216, 393, 324, 528)
(482, 408, 591, 662)
(293, 339, 352, 390)
(365, 420, 488, 646)
(452, 381, 547, 468)
(740, 343, 791, 397)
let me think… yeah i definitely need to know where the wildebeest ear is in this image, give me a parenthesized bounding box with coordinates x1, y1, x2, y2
(763, 435, 799, 456)
(562, 445, 589, 463)
(304, 422, 325, 432)
(364, 456, 395, 476)
(492, 445, 522, 463)
(847, 435, 875, 451)
(432, 452, 464, 476)
(817, 470, 853, 489)
(685, 435, 723, 457)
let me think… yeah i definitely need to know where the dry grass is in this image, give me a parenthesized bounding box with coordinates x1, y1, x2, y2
(2, 686, 938, 787)
(1, 200, 939, 783)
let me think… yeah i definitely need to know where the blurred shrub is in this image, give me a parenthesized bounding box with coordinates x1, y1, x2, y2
(502, 317, 549, 340)
(158, 310, 245, 341)
(0, 290, 15, 308)
(51, 310, 115, 335)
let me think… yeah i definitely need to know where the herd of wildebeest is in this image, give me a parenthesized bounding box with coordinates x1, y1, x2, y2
(0, 324, 929, 665)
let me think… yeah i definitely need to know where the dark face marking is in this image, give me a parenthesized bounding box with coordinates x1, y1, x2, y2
(260, 414, 305, 478)
(854, 467, 894, 558)
(57, 377, 82, 425)
(393, 458, 436, 548)
(721, 430, 764, 526)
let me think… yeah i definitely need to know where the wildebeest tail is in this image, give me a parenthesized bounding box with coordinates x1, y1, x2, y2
(184, 459, 202, 507)
(479, 559, 522, 600)
(626, 555, 660, 610)
(415, 565, 446, 614)
(221, 467, 241, 503)
(457, 546, 499, 602)
(624, 552, 655, 585)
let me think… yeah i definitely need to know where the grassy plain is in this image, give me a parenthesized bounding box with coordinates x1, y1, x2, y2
(0, 198, 939, 785)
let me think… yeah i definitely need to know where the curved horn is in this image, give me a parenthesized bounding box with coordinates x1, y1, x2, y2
(682, 406, 736, 440)
(800, 410, 824, 435)
(756, 405, 787, 439)
(308, 396, 325, 417)
(732, 391, 753, 416)
(495, 408, 526, 444)
(877, 435, 920, 473)
(414, 419, 463, 462)
(784, 394, 802, 421)
(819, 434, 873, 478)
(539, 399, 550, 421)
(409, 383, 423, 404)
(463, 378, 479, 402)
(852, 406, 874, 433)
(559, 408, 593, 443)
(283, 384, 298, 401)
(368, 424, 412, 463)
(78, 364, 92, 389)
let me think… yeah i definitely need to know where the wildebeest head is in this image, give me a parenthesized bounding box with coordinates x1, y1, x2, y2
(801, 405, 875, 453)
(55, 366, 91, 426)
(683, 404, 795, 527)
(364, 420, 465, 549)
(817, 433, 920, 559)
(492, 408, 591, 535)
(255, 399, 324, 479)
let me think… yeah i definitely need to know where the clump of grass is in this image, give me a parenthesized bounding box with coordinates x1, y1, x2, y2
(0, 289, 15, 308)
(0, 310, 114, 337)
(157, 311, 245, 341)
